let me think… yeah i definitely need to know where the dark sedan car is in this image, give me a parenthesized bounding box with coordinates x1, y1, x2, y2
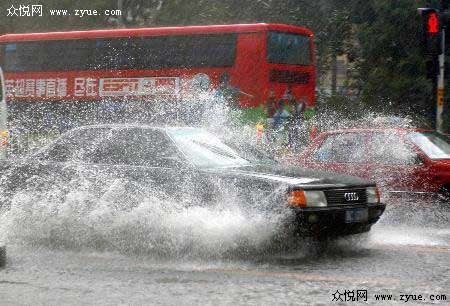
(0, 125, 385, 239)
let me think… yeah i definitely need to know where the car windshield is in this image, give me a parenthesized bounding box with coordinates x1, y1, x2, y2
(167, 128, 251, 168)
(222, 139, 276, 165)
(408, 131, 450, 159)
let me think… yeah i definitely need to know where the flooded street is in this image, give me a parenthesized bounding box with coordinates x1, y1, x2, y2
(0, 117, 448, 305)
(2, 0, 450, 304)
(1, 198, 450, 305)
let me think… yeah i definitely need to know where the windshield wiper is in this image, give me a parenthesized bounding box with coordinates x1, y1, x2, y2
(192, 140, 244, 160)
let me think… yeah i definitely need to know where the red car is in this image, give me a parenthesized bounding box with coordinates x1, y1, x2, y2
(288, 128, 450, 200)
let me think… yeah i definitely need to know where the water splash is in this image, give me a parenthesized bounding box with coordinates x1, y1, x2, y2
(2, 174, 293, 259)
(3, 97, 447, 259)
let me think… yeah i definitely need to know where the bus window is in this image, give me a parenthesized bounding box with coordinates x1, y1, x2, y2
(267, 31, 311, 65)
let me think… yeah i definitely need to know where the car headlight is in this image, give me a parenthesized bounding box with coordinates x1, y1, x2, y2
(288, 190, 327, 207)
(366, 187, 380, 203)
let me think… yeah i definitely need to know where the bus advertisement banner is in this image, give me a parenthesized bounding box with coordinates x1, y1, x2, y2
(4, 75, 181, 99)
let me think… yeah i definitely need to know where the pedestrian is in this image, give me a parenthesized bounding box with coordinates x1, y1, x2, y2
(212, 73, 253, 109)
(287, 96, 308, 151)
(296, 95, 307, 119)
(264, 89, 278, 128)
(273, 100, 291, 131)
(282, 86, 296, 106)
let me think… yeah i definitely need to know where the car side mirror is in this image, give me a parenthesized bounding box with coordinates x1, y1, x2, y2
(408, 153, 423, 166)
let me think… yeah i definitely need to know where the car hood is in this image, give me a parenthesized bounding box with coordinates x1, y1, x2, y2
(431, 158, 450, 167)
(204, 163, 375, 189)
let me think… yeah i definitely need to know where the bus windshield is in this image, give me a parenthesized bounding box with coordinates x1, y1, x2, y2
(267, 31, 311, 65)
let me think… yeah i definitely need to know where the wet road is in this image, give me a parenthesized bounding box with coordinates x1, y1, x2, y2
(1, 201, 450, 306)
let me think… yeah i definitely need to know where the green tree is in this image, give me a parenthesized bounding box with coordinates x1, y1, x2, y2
(350, 0, 433, 120)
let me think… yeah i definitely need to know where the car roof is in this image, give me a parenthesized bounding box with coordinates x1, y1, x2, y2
(69, 124, 201, 133)
(318, 127, 435, 136)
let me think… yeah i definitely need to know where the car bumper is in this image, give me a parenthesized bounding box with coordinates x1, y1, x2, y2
(291, 203, 386, 238)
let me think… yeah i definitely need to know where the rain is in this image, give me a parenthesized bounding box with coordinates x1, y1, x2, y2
(1, 1, 450, 305)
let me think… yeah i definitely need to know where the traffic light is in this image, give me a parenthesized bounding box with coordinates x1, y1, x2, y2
(426, 10, 440, 33)
(418, 8, 442, 55)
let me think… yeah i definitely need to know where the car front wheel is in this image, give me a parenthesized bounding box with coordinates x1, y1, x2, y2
(0, 245, 6, 268)
(438, 185, 450, 203)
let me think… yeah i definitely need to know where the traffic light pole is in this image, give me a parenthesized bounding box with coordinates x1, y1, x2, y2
(437, 28, 445, 133)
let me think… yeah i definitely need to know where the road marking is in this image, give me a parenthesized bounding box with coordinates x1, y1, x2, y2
(372, 243, 450, 254)
(206, 268, 400, 286)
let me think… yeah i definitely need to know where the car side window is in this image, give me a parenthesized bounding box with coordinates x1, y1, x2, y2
(93, 128, 181, 167)
(369, 132, 418, 165)
(36, 128, 111, 162)
(314, 133, 367, 163)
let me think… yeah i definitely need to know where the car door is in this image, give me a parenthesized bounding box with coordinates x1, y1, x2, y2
(308, 131, 371, 179)
(366, 131, 428, 192)
(7, 127, 113, 193)
(89, 127, 209, 206)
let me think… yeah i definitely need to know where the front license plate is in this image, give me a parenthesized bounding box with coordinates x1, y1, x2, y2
(345, 208, 368, 223)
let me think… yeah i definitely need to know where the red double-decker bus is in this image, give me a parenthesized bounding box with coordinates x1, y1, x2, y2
(0, 23, 315, 153)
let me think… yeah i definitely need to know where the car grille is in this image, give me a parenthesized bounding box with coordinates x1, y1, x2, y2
(323, 188, 368, 206)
